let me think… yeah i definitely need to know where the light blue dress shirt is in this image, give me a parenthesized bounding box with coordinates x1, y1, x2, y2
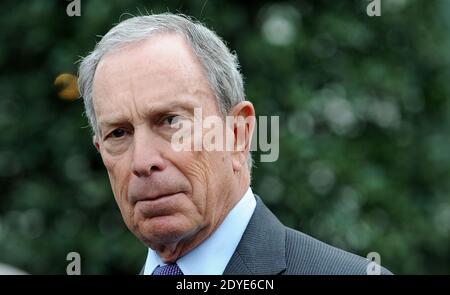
(143, 187, 257, 275)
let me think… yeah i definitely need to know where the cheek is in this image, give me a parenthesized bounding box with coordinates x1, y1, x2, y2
(166, 151, 208, 210)
(173, 150, 229, 214)
(102, 155, 131, 203)
(103, 157, 136, 230)
(200, 151, 232, 199)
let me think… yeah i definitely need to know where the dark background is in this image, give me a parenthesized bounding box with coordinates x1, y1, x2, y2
(0, 0, 449, 274)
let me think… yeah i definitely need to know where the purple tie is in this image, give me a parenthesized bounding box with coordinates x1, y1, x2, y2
(152, 263, 184, 275)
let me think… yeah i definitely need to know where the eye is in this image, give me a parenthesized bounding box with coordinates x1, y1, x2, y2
(109, 128, 126, 139)
(163, 115, 182, 127)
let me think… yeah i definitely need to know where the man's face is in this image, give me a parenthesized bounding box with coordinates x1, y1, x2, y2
(92, 33, 239, 253)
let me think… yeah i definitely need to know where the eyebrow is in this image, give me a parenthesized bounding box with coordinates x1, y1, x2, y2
(97, 93, 207, 131)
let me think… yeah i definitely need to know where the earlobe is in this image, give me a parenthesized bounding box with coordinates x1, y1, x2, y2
(231, 153, 246, 172)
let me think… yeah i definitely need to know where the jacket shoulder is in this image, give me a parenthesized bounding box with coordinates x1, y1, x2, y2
(284, 227, 392, 275)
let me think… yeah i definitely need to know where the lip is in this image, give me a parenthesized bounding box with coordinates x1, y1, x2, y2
(133, 192, 184, 218)
(132, 191, 182, 204)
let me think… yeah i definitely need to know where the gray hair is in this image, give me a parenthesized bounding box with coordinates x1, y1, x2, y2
(78, 13, 253, 171)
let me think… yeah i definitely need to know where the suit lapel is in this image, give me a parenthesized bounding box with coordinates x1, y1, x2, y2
(223, 195, 287, 275)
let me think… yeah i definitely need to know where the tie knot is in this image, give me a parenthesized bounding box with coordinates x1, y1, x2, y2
(152, 263, 184, 275)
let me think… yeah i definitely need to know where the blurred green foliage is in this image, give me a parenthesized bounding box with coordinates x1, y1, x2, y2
(0, 0, 449, 274)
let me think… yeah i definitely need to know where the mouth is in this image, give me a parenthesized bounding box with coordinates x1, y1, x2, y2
(132, 191, 183, 205)
(133, 192, 184, 218)
(142, 192, 180, 202)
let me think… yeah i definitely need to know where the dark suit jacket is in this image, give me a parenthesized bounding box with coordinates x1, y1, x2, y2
(223, 195, 392, 274)
(141, 195, 392, 275)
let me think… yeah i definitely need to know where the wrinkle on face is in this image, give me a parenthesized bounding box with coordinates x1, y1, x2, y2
(91, 32, 247, 262)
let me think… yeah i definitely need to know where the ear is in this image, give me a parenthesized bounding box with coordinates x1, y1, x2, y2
(228, 101, 256, 173)
(93, 135, 100, 152)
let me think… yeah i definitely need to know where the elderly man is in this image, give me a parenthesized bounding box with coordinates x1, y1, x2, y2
(78, 13, 391, 275)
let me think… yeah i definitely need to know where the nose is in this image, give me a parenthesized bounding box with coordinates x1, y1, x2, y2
(131, 127, 167, 178)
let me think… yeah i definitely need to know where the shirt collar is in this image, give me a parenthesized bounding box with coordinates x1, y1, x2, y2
(144, 187, 256, 275)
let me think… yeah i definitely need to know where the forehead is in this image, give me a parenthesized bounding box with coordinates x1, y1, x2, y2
(92, 32, 215, 121)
